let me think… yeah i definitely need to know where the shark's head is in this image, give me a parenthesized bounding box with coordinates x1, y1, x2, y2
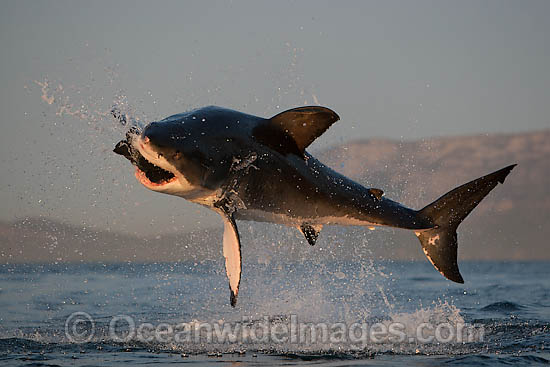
(113, 117, 222, 201)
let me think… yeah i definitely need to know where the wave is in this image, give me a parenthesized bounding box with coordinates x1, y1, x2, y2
(480, 301, 525, 312)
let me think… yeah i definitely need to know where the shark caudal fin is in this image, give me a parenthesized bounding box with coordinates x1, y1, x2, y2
(416, 164, 516, 283)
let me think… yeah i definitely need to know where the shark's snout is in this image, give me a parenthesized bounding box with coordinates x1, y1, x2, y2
(141, 122, 167, 147)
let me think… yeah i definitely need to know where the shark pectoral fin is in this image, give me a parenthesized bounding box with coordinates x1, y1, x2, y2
(221, 214, 242, 307)
(254, 106, 340, 156)
(299, 224, 323, 246)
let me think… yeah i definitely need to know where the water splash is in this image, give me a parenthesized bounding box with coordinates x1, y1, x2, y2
(33, 77, 144, 133)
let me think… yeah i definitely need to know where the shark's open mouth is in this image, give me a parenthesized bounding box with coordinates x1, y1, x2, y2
(133, 155, 176, 186)
(114, 138, 176, 186)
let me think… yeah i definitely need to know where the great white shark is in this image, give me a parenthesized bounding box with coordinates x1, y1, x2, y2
(113, 106, 516, 307)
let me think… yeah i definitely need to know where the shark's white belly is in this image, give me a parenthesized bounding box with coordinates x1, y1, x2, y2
(235, 208, 378, 228)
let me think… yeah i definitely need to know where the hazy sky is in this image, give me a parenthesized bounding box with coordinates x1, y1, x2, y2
(1, 0, 549, 234)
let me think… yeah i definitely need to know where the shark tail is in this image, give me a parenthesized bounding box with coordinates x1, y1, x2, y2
(415, 164, 516, 283)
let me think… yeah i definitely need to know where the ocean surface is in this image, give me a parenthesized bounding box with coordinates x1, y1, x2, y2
(0, 260, 548, 366)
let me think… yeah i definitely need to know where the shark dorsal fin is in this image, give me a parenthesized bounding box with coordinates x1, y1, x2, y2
(269, 106, 340, 152)
(253, 106, 339, 156)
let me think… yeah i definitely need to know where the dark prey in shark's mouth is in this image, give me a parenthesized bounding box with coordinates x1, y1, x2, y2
(114, 128, 176, 186)
(113, 105, 516, 307)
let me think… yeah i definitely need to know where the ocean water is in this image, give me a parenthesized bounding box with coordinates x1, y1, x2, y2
(0, 260, 548, 366)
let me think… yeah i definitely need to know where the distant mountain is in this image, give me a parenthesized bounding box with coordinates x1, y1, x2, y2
(1, 130, 548, 263)
(0, 217, 222, 263)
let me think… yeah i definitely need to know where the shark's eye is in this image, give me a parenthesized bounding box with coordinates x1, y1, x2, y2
(174, 151, 182, 160)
